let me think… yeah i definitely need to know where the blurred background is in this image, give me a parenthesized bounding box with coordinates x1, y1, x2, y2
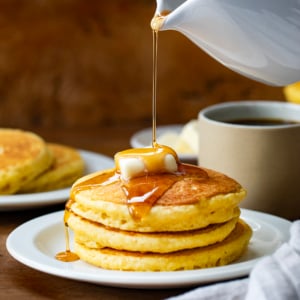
(0, 0, 285, 154)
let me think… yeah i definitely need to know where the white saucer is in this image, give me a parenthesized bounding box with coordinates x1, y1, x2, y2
(6, 209, 291, 289)
(0, 150, 114, 211)
(130, 125, 197, 162)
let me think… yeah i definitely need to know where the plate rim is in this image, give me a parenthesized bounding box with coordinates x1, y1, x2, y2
(6, 209, 292, 289)
(0, 149, 114, 210)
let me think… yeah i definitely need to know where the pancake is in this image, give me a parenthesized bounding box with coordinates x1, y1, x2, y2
(73, 219, 252, 271)
(0, 128, 53, 194)
(69, 167, 246, 232)
(69, 212, 239, 253)
(20, 143, 84, 193)
(63, 145, 251, 272)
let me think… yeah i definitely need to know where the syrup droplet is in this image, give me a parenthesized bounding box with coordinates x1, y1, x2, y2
(55, 250, 79, 262)
(55, 223, 79, 262)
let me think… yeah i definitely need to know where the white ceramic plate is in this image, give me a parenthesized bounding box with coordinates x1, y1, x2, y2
(6, 209, 291, 289)
(0, 150, 114, 211)
(130, 125, 197, 162)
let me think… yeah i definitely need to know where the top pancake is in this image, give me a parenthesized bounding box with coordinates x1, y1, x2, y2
(72, 166, 242, 206)
(0, 128, 53, 194)
(69, 165, 246, 232)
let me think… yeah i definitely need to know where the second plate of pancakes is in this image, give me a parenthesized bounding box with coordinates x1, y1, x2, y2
(0, 150, 114, 211)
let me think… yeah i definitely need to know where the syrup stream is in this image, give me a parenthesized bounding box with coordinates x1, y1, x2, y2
(152, 28, 158, 146)
(56, 12, 176, 263)
(55, 225, 79, 262)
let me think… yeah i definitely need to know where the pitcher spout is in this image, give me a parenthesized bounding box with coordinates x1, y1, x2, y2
(152, 0, 300, 86)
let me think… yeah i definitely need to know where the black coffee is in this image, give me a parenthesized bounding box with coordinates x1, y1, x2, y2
(225, 118, 299, 126)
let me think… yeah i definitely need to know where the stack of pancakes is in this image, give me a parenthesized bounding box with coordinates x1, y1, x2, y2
(0, 128, 84, 194)
(66, 161, 252, 271)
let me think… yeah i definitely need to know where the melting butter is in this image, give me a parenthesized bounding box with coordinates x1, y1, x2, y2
(114, 144, 179, 180)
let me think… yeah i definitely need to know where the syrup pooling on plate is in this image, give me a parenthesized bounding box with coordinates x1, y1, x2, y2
(55, 230, 79, 262)
(55, 201, 79, 262)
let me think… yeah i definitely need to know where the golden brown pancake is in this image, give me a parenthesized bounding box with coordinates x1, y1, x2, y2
(73, 219, 252, 271)
(68, 167, 246, 232)
(69, 212, 239, 253)
(20, 143, 84, 193)
(65, 146, 251, 272)
(0, 128, 53, 194)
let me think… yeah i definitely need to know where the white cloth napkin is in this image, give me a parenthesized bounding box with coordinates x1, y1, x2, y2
(166, 220, 300, 300)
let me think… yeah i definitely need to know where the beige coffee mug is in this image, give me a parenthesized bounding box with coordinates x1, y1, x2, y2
(198, 101, 300, 220)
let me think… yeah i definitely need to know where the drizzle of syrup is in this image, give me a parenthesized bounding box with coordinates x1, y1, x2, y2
(56, 10, 207, 262)
(55, 202, 79, 262)
(150, 10, 170, 144)
(70, 160, 207, 220)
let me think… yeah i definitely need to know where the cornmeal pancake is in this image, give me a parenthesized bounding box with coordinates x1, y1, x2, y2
(68, 212, 239, 253)
(20, 143, 85, 193)
(0, 128, 53, 194)
(73, 219, 252, 271)
(68, 167, 246, 232)
(63, 145, 252, 272)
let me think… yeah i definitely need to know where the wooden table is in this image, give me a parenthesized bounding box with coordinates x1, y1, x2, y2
(0, 126, 190, 299)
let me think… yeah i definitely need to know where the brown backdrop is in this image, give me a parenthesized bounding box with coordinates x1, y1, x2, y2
(0, 0, 284, 130)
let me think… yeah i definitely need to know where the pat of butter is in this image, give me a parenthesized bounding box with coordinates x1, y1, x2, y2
(115, 145, 178, 180)
(164, 154, 178, 173)
(118, 157, 145, 181)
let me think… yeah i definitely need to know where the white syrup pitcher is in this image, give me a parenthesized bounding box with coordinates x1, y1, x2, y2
(153, 0, 300, 86)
